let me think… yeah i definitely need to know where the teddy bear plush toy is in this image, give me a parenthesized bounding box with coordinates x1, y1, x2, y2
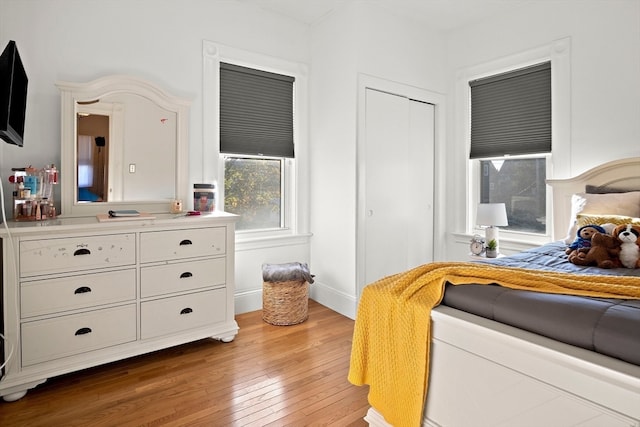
(612, 224, 640, 268)
(568, 230, 621, 269)
(565, 224, 607, 256)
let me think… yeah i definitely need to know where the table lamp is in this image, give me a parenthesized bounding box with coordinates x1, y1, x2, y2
(476, 203, 509, 254)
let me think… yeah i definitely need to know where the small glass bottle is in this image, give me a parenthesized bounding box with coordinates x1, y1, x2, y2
(171, 199, 183, 214)
(40, 199, 49, 217)
(47, 164, 58, 184)
(48, 201, 56, 219)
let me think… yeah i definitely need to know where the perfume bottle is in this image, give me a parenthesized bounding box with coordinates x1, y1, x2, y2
(49, 201, 56, 218)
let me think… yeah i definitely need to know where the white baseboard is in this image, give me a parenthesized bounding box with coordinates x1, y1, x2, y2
(234, 281, 356, 319)
(234, 289, 262, 315)
(309, 280, 356, 320)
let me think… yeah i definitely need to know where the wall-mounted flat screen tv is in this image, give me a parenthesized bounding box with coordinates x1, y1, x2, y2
(0, 40, 28, 147)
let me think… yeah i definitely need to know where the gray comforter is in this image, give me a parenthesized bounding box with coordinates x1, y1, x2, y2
(442, 241, 640, 365)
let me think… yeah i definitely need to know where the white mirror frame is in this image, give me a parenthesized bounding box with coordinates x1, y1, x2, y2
(57, 75, 190, 218)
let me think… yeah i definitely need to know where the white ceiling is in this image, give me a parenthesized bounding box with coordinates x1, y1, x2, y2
(237, 0, 536, 30)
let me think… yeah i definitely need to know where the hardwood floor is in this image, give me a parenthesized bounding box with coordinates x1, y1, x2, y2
(0, 300, 370, 426)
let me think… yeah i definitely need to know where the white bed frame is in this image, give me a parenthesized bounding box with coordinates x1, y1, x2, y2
(365, 157, 640, 427)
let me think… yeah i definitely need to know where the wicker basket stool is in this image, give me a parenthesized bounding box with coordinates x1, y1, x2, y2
(262, 280, 309, 326)
(262, 262, 314, 326)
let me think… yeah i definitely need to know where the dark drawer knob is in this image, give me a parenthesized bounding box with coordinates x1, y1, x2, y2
(74, 286, 92, 294)
(179, 239, 192, 246)
(180, 307, 193, 315)
(75, 327, 92, 336)
(74, 248, 91, 256)
(179, 272, 193, 279)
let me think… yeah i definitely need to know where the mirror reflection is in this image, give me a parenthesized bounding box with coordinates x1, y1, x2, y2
(76, 111, 108, 201)
(58, 75, 190, 218)
(74, 94, 177, 203)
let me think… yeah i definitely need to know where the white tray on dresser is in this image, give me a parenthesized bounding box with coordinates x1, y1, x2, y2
(0, 212, 238, 402)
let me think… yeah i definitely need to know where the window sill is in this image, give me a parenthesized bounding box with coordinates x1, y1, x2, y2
(235, 229, 312, 251)
(476, 228, 553, 244)
(453, 231, 554, 254)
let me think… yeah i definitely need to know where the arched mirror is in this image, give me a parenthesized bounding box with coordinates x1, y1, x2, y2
(57, 75, 190, 217)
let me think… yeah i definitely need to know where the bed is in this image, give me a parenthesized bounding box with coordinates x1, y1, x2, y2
(351, 157, 640, 427)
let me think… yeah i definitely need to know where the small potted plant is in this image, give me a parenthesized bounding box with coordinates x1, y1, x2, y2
(485, 239, 498, 258)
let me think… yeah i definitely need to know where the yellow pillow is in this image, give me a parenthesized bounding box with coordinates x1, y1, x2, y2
(576, 213, 640, 228)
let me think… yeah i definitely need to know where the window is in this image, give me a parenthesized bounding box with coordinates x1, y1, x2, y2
(219, 63, 295, 231)
(77, 135, 94, 188)
(479, 158, 547, 233)
(224, 156, 283, 230)
(470, 62, 551, 235)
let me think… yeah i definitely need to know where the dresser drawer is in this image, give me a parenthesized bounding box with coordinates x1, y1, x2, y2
(141, 289, 226, 340)
(140, 258, 225, 298)
(21, 304, 137, 366)
(20, 233, 136, 276)
(140, 227, 226, 263)
(21, 269, 137, 318)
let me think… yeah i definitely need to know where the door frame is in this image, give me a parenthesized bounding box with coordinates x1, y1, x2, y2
(356, 74, 446, 302)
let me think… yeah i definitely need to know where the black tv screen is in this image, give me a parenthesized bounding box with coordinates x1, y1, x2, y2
(0, 40, 28, 147)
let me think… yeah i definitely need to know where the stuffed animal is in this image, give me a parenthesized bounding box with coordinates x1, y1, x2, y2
(568, 231, 621, 269)
(612, 224, 640, 268)
(599, 223, 617, 235)
(565, 224, 607, 256)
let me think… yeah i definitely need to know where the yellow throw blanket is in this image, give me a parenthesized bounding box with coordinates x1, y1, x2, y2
(347, 262, 640, 427)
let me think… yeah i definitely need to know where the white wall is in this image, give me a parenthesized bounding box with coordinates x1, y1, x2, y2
(0, 0, 311, 314)
(2, 0, 639, 317)
(443, 0, 640, 260)
(308, 5, 360, 317)
(308, 3, 447, 318)
(0, 0, 309, 191)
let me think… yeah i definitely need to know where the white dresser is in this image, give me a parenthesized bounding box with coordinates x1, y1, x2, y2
(0, 212, 238, 401)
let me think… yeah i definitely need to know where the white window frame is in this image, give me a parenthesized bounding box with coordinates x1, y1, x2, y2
(202, 41, 309, 239)
(459, 38, 571, 245)
(221, 153, 292, 231)
(469, 153, 552, 241)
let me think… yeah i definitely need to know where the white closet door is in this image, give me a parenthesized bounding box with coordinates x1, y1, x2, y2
(363, 88, 434, 286)
(407, 98, 435, 267)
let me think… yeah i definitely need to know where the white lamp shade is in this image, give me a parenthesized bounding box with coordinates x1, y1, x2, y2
(476, 203, 508, 227)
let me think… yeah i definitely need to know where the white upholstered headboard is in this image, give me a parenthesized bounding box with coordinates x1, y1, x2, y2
(547, 157, 640, 241)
